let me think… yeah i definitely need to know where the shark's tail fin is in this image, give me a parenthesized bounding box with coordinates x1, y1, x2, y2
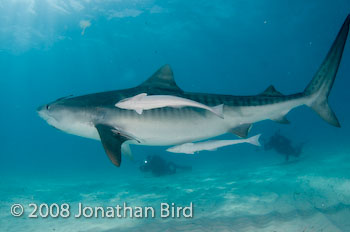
(245, 134, 261, 147)
(304, 15, 350, 127)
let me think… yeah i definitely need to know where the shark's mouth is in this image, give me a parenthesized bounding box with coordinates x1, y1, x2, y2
(37, 109, 50, 121)
(38, 109, 59, 129)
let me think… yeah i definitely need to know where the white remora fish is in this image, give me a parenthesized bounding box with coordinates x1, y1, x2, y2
(167, 134, 261, 154)
(115, 93, 224, 118)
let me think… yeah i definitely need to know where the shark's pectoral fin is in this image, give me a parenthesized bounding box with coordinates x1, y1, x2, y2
(229, 123, 252, 138)
(95, 124, 130, 167)
(271, 115, 290, 124)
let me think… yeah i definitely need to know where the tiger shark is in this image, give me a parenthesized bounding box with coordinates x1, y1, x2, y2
(38, 15, 349, 167)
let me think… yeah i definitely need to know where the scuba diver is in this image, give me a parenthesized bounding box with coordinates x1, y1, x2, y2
(264, 131, 305, 161)
(139, 155, 192, 177)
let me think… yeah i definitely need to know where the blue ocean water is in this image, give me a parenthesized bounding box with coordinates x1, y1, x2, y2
(1, 0, 350, 231)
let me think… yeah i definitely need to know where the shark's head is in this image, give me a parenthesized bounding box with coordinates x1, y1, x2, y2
(37, 96, 98, 139)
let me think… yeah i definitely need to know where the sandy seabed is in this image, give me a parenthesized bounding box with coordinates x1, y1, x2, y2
(1, 148, 350, 232)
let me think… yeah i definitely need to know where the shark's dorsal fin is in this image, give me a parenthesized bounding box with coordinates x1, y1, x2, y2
(139, 64, 183, 92)
(260, 85, 283, 97)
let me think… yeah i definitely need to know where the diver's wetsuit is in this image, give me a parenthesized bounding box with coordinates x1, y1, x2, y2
(139, 155, 191, 176)
(264, 132, 304, 161)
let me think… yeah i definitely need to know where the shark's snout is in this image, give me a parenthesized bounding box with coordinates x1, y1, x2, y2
(37, 104, 46, 113)
(37, 104, 51, 121)
(36, 103, 62, 130)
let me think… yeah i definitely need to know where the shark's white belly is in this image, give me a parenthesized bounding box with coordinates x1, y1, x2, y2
(114, 114, 232, 146)
(53, 112, 232, 145)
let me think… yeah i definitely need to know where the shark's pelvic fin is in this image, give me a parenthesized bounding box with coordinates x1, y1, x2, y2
(271, 115, 290, 124)
(139, 64, 183, 93)
(95, 124, 130, 167)
(229, 123, 252, 138)
(260, 85, 283, 97)
(304, 15, 350, 127)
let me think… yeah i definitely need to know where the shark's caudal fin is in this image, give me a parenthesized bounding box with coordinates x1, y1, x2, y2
(304, 15, 350, 127)
(245, 134, 261, 147)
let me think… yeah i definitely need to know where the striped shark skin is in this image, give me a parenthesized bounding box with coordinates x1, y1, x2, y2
(37, 15, 349, 167)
